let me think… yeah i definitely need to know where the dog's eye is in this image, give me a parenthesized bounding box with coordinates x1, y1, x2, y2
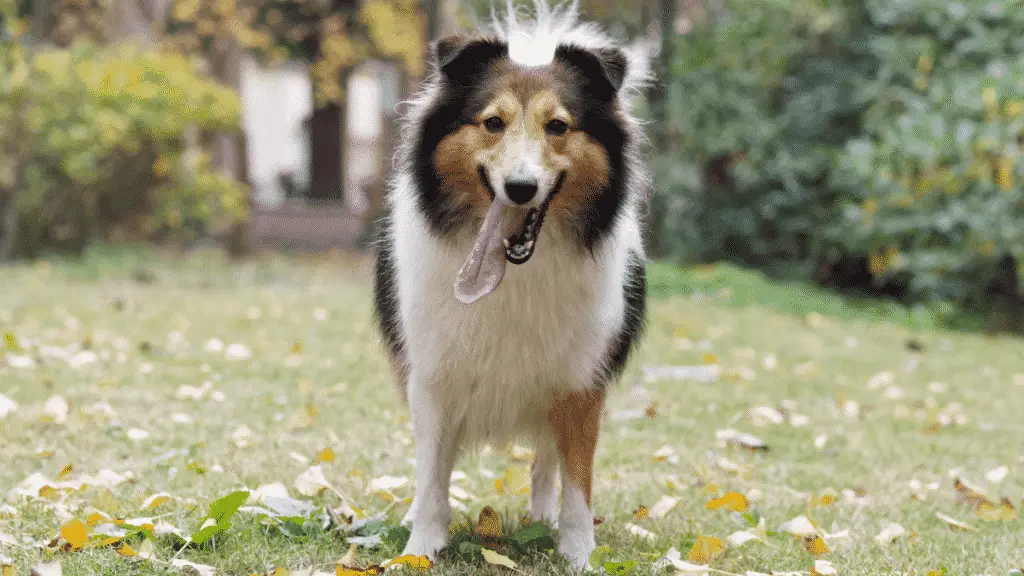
(483, 116, 505, 133)
(545, 119, 569, 136)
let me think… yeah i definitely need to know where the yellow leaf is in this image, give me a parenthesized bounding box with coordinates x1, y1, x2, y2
(481, 548, 517, 569)
(336, 567, 383, 576)
(702, 353, 718, 364)
(115, 542, 136, 557)
(977, 497, 1018, 522)
(315, 448, 336, 463)
(705, 491, 748, 512)
(804, 535, 830, 556)
(503, 465, 530, 495)
(382, 555, 431, 571)
(475, 506, 503, 539)
(688, 535, 726, 564)
(60, 519, 88, 550)
(85, 512, 108, 527)
(57, 464, 73, 480)
(633, 506, 649, 520)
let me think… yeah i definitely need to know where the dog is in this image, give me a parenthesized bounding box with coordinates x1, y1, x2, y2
(372, 1, 651, 569)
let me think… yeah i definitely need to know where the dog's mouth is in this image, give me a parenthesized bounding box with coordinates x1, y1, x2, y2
(453, 168, 566, 304)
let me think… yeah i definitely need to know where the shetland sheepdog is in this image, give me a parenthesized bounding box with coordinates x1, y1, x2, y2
(372, 1, 651, 569)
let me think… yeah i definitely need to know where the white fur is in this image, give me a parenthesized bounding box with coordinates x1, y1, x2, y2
(384, 1, 650, 570)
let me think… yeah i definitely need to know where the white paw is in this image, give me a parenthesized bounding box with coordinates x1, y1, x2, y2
(401, 522, 448, 561)
(557, 527, 596, 572)
(528, 503, 559, 528)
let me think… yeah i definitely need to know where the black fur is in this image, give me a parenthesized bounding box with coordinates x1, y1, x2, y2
(598, 250, 647, 385)
(598, 249, 647, 383)
(372, 219, 405, 367)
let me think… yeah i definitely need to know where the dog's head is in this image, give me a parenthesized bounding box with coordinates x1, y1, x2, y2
(407, 2, 648, 303)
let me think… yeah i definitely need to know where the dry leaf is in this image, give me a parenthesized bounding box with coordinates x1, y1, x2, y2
(142, 493, 171, 510)
(705, 491, 748, 512)
(716, 429, 767, 450)
(171, 559, 216, 576)
(803, 535, 830, 556)
(652, 548, 710, 574)
(811, 559, 837, 576)
(315, 448, 336, 464)
(41, 396, 69, 424)
(780, 515, 817, 537)
(481, 549, 517, 570)
(954, 477, 993, 508)
(336, 568, 383, 576)
(649, 495, 679, 519)
(688, 535, 726, 564)
(475, 506, 503, 539)
(625, 523, 655, 541)
(294, 465, 331, 497)
(936, 511, 976, 531)
(977, 497, 1018, 522)
(633, 505, 649, 520)
(30, 563, 62, 576)
(60, 519, 88, 550)
(380, 555, 431, 571)
(0, 394, 17, 420)
(503, 465, 530, 495)
(875, 522, 906, 544)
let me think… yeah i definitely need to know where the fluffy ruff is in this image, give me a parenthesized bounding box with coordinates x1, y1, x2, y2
(372, 1, 651, 570)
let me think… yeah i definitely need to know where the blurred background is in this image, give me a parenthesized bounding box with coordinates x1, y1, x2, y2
(1, 0, 1023, 330)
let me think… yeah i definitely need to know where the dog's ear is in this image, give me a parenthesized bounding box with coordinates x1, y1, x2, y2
(554, 45, 629, 100)
(434, 35, 508, 83)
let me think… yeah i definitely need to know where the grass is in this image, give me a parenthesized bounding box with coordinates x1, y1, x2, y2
(1, 244, 1023, 575)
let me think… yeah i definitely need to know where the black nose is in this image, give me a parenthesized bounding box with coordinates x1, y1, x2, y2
(504, 179, 538, 205)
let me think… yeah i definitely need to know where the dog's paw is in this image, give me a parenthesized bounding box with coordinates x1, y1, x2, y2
(401, 524, 448, 561)
(557, 527, 596, 572)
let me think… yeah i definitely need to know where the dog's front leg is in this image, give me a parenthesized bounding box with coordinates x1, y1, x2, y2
(551, 389, 604, 572)
(401, 380, 459, 561)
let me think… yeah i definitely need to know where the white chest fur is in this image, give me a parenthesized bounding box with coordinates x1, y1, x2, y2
(389, 178, 641, 444)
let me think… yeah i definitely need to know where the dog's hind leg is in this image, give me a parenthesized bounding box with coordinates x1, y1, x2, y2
(530, 434, 560, 526)
(401, 377, 461, 561)
(550, 389, 604, 572)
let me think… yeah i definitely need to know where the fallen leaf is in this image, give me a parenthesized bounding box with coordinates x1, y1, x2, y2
(30, 563, 62, 576)
(380, 555, 431, 571)
(705, 492, 748, 512)
(126, 428, 150, 442)
(367, 476, 408, 494)
(625, 523, 655, 541)
(632, 505, 648, 520)
(977, 497, 1018, 522)
(41, 396, 69, 424)
(986, 466, 1009, 484)
(803, 535, 829, 556)
(481, 549, 517, 570)
(779, 515, 818, 537)
(0, 394, 17, 420)
(171, 559, 216, 576)
(475, 506, 503, 538)
(811, 559, 837, 576)
(747, 406, 784, 427)
(142, 492, 172, 510)
(688, 535, 726, 564)
(336, 567, 383, 576)
(295, 466, 332, 497)
(936, 511, 976, 531)
(954, 477, 993, 508)
(649, 495, 679, 519)
(652, 445, 679, 464)
(875, 522, 906, 544)
(653, 548, 710, 574)
(716, 429, 767, 450)
(115, 542, 137, 557)
(60, 519, 88, 550)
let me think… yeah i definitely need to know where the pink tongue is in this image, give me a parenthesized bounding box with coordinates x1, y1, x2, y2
(454, 200, 523, 304)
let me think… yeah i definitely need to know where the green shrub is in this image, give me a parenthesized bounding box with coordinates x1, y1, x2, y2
(0, 41, 248, 257)
(827, 0, 1024, 308)
(651, 0, 1024, 312)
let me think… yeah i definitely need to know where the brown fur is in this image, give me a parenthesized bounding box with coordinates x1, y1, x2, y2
(431, 67, 611, 224)
(548, 389, 605, 507)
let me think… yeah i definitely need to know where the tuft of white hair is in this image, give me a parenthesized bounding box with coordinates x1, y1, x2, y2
(482, 0, 653, 101)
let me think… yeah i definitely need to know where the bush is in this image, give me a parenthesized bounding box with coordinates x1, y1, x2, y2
(827, 0, 1024, 308)
(0, 41, 248, 258)
(652, 0, 1024, 312)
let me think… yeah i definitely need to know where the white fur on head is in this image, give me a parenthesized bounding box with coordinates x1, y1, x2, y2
(483, 0, 653, 100)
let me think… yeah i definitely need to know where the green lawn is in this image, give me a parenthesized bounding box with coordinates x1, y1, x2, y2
(1, 245, 1023, 575)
